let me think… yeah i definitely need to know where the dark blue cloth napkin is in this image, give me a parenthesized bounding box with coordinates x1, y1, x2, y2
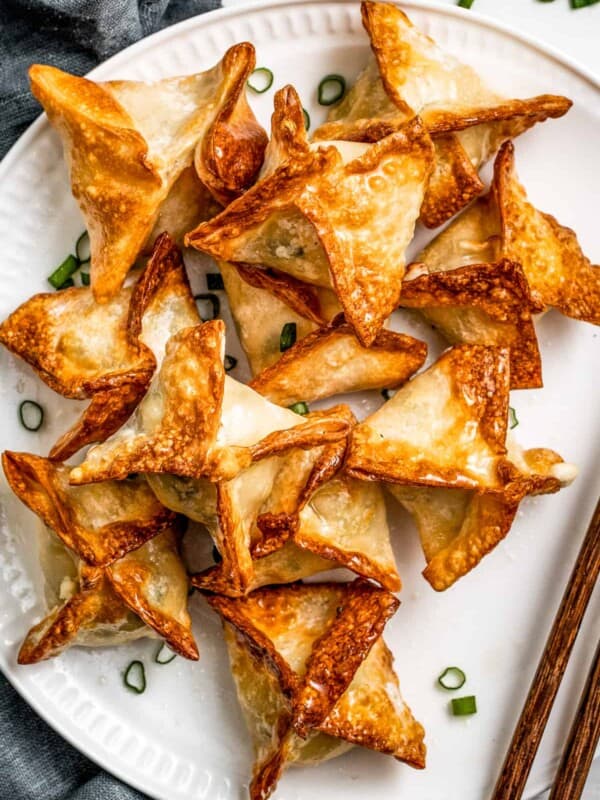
(0, 4, 219, 796)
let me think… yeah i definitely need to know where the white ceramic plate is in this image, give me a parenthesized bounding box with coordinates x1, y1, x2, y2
(0, 3, 599, 799)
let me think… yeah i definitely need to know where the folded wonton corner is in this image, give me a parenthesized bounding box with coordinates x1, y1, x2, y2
(30, 42, 267, 301)
(2, 451, 197, 661)
(314, 1, 571, 228)
(400, 259, 542, 389)
(186, 84, 434, 345)
(207, 581, 425, 800)
(69, 320, 352, 486)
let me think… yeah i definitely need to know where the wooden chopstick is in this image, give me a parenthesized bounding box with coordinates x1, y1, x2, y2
(491, 497, 600, 800)
(549, 639, 600, 800)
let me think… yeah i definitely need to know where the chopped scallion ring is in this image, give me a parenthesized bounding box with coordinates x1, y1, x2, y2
(154, 643, 177, 665)
(75, 231, 91, 263)
(206, 272, 224, 291)
(289, 401, 309, 416)
(457, 0, 475, 7)
(248, 67, 274, 94)
(279, 322, 297, 352)
(224, 355, 238, 372)
(438, 666, 467, 691)
(571, 0, 598, 6)
(123, 660, 146, 694)
(48, 254, 79, 289)
(451, 695, 477, 716)
(303, 108, 311, 131)
(80, 270, 90, 287)
(318, 74, 346, 106)
(194, 293, 220, 321)
(18, 400, 44, 432)
(508, 407, 519, 429)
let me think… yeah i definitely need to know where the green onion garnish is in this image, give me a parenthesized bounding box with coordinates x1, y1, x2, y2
(212, 544, 222, 564)
(18, 400, 44, 432)
(154, 643, 176, 665)
(457, 0, 475, 7)
(571, 0, 599, 7)
(438, 667, 467, 691)
(509, 407, 519, 429)
(80, 271, 90, 287)
(123, 660, 146, 694)
(247, 67, 274, 94)
(318, 74, 346, 106)
(48, 254, 79, 290)
(206, 273, 224, 291)
(75, 231, 90, 263)
(194, 293, 220, 321)
(279, 322, 297, 352)
(381, 389, 396, 401)
(224, 355, 238, 372)
(451, 695, 477, 716)
(289, 402, 309, 416)
(303, 108, 311, 131)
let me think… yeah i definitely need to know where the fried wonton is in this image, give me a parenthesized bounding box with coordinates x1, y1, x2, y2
(2, 451, 175, 567)
(315, 2, 571, 227)
(2, 452, 196, 661)
(70, 321, 351, 485)
(30, 43, 267, 301)
(388, 439, 577, 590)
(186, 85, 434, 345)
(414, 142, 600, 324)
(399, 260, 542, 389)
(207, 582, 425, 800)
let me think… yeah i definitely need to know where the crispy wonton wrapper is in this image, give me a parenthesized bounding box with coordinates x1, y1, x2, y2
(207, 581, 425, 800)
(315, 2, 571, 228)
(388, 439, 577, 591)
(186, 85, 434, 345)
(2, 452, 197, 661)
(413, 142, 600, 324)
(30, 43, 267, 301)
(400, 259, 542, 389)
(70, 320, 352, 485)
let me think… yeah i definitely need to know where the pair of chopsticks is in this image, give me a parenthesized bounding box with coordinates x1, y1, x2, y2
(491, 498, 600, 800)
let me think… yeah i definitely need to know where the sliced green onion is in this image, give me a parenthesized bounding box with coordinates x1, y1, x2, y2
(509, 407, 519, 430)
(61, 278, 75, 289)
(18, 400, 44, 432)
(571, 0, 599, 7)
(248, 67, 273, 94)
(381, 389, 396, 401)
(80, 270, 90, 287)
(154, 643, 176, 665)
(224, 355, 238, 372)
(438, 667, 466, 691)
(123, 660, 146, 694)
(279, 322, 297, 352)
(212, 544, 222, 564)
(303, 108, 311, 131)
(48, 254, 79, 289)
(451, 695, 477, 716)
(194, 293, 220, 321)
(289, 401, 309, 416)
(206, 272, 224, 291)
(318, 74, 346, 106)
(457, 0, 475, 7)
(75, 231, 90, 263)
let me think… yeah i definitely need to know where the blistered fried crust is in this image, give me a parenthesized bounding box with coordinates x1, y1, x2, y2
(493, 142, 599, 323)
(250, 314, 427, 406)
(210, 581, 425, 800)
(2, 451, 175, 568)
(316, 2, 571, 227)
(106, 526, 198, 659)
(187, 86, 433, 345)
(347, 344, 510, 490)
(17, 567, 129, 664)
(401, 260, 542, 389)
(30, 44, 264, 301)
